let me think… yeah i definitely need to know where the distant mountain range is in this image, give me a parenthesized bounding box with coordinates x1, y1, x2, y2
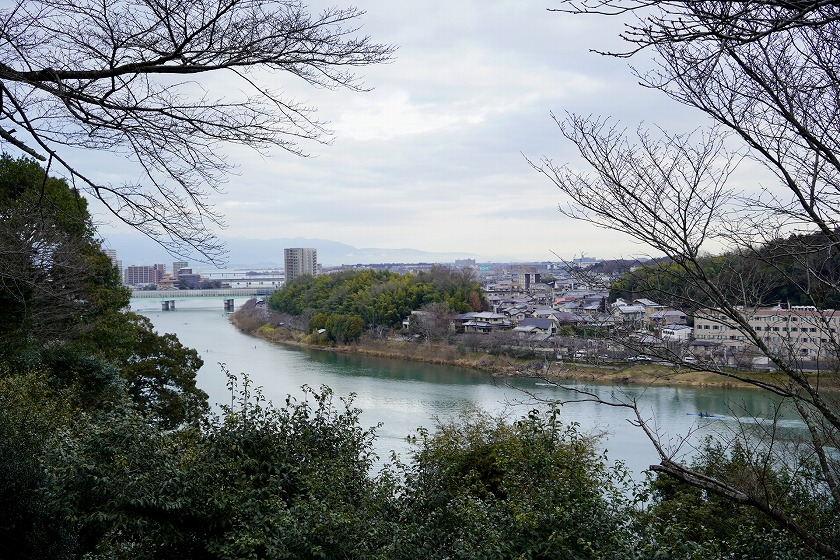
(101, 234, 493, 269)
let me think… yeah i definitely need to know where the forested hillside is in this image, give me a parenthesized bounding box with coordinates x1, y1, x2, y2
(609, 232, 840, 311)
(268, 266, 487, 342)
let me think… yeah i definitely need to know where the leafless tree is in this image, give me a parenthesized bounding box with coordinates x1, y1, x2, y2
(530, 1, 840, 556)
(553, 0, 840, 55)
(0, 0, 393, 261)
(410, 302, 454, 343)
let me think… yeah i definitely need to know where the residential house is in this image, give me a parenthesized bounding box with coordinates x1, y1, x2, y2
(554, 311, 585, 327)
(580, 300, 604, 315)
(633, 298, 670, 326)
(650, 309, 688, 326)
(456, 312, 511, 334)
(662, 324, 692, 342)
(513, 318, 556, 338)
(518, 318, 556, 335)
(611, 302, 646, 324)
(500, 305, 528, 324)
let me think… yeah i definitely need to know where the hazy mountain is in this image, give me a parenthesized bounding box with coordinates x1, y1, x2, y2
(100, 233, 488, 268)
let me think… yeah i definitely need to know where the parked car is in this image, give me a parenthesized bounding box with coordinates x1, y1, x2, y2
(628, 355, 652, 362)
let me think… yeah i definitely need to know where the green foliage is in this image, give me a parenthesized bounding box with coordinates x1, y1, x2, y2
(387, 408, 639, 559)
(0, 154, 207, 429)
(33, 310, 209, 430)
(34, 343, 126, 412)
(0, 372, 77, 560)
(0, 154, 92, 236)
(82, 311, 208, 428)
(610, 231, 840, 310)
(609, 258, 719, 309)
(324, 313, 365, 344)
(22, 377, 393, 559)
(4, 365, 837, 559)
(269, 266, 487, 334)
(0, 154, 130, 354)
(307, 311, 329, 333)
(307, 311, 365, 343)
(637, 438, 834, 559)
(559, 325, 577, 336)
(760, 232, 840, 309)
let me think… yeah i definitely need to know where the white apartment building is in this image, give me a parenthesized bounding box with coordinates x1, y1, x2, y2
(284, 247, 318, 283)
(693, 306, 840, 358)
(102, 248, 122, 278)
(662, 324, 692, 342)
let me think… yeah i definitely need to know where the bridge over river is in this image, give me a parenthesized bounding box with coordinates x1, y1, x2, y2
(131, 288, 277, 311)
(131, 288, 276, 298)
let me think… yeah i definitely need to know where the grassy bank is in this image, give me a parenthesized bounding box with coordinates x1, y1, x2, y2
(229, 310, 780, 390)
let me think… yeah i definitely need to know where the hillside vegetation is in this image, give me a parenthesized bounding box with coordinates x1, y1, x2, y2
(268, 266, 486, 343)
(610, 231, 840, 311)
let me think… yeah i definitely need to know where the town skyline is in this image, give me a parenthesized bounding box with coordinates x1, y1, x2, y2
(103, 232, 633, 270)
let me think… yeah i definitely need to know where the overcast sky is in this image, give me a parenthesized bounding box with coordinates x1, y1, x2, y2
(91, 0, 719, 264)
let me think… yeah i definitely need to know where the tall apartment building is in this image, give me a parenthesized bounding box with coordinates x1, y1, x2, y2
(693, 306, 840, 358)
(172, 261, 189, 277)
(102, 248, 122, 279)
(123, 264, 165, 287)
(284, 248, 317, 283)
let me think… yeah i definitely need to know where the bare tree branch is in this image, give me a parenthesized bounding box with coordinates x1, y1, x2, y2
(532, 3, 840, 553)
(0, 0, 394, 262)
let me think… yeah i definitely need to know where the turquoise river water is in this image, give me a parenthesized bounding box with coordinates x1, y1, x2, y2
(134, 297, 802, 477)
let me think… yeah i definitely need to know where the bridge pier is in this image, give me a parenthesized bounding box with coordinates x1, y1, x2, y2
(161, 300, 176, 311)
(224, 299, 234, 312)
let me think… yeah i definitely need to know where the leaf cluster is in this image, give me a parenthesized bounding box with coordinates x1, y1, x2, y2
(268, 265, 487, 338)
(1, 375, 392, 559)
(0, 155, 208, 428)
(637, 438, 835, 559)
(4, 365, 836, 559)
(0, 154, 130, 352)
(386, 408, 639, 559)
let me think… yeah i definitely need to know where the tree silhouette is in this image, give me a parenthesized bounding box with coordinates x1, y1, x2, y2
(0, 0, 393, 260)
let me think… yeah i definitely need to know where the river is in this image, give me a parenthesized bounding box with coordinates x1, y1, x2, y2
(134, 297, 802, 478)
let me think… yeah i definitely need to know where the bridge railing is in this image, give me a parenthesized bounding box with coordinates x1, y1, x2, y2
(130, 288, 275, 298)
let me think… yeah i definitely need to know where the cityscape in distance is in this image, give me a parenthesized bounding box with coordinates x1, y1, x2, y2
(101, 233, 570, 270)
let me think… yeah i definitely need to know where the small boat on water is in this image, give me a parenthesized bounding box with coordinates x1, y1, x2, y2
(687, 412, 723, 419)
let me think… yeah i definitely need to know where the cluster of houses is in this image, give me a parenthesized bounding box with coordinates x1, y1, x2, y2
(442, 275, 692, 350)
(435, 270, 837, 366)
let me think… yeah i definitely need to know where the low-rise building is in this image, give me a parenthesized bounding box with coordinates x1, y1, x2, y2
(650, 309, 688, 326)
(456, 312, 511, 333)
(633, 298, 669, 324)
(693, 306, 839, 359)
(662, 324, 692, 342)
(611, 303, 645, 323)
(514, 318, 556, 336)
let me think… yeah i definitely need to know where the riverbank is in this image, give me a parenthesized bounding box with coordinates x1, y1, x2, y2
(230, 311, 774, 390)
